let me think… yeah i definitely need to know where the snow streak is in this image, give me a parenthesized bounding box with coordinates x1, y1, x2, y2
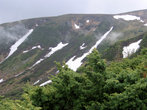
(33, 80, 40, 85)
(66, 27, 113, 71)
(31, 58, 44, 68)
(80, 43, 87, 50)
(45, 42, 68, 58)
(0, 29, 33, 64)
(31, 42, 68, 68)
(40, 80, 52, 86)
(23, 45, 43, 53)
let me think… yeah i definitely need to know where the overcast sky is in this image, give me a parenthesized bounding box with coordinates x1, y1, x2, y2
(0, 0, 147, 24)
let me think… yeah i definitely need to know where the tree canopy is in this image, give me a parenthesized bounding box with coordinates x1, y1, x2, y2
(0, 48, 147, 110)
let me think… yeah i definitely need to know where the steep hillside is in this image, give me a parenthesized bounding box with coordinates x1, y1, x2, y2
(0, 10, 147, 97)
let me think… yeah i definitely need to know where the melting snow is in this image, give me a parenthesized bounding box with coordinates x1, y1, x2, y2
(144, 23, 147, 26)
(40, 80, 52, 86)
(122, 39, 142, 58)
(74, 23, 80, 29)
(32, 45, 41, 49)
(80, 43, 87, 50)
(31, 58, 44, 68)
(113, 15, 143, 22)
(140, 20, 144, 23)
(23, 50, 29, 53)
(86, 20, 90, 23)
(45, 42, 68, 58)
(66, 27, 113, 71)
(31, 42, 68, 68)
(0, 79, 4, 83)
(15, 72, 24, 77)
(23, 45, 42, 53)
(35, 24, 38, 27)
(5, 29, 33, 60)
(33, 80, 40, 85)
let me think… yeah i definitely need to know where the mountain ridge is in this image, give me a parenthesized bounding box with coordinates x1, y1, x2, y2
(1, 8, 147, 25)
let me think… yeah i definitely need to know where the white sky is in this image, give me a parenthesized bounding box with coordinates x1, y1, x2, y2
(0, 0, 147, 24)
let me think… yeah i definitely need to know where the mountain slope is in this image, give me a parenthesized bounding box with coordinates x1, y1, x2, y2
(0, 9, 147, 97)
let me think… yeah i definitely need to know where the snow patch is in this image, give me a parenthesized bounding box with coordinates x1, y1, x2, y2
(140, 20, 144, 23)
(33, 80, 40, 85)
(45, 42, 68, 58)
(0, 79, 4, 83)
(4, 29, 33, 61)
(80, 43, 87, 50)
(66, 56, 81, 71)
(35, 24, 38, 27)
(74, 23, 80, 29)
(32, 45, 41, 49)
(66, 27, 113, 71)
(31, 58, 44, 68)
(23, 45, 43, 53)
(113, 15, 143, 22)
(23, 50, 29, 53)
(144, 23, 147, 26)
(15, 72, 24, 77)
(86, 20, 90, 23)
(122, 39, 142, 58)
(31, 42, 68, 68)
(40, 80, 52, 87)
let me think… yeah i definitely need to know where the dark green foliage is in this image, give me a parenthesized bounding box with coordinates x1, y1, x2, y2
(0, 48, 147, 110)
(86, 49, 106, 73)
(0, 95, 41, 110)
(140, 33, 147, 48)
(102, 41, 122, 60)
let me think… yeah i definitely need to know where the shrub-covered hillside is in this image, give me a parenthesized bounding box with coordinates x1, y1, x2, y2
(0, 48, 147, 110)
